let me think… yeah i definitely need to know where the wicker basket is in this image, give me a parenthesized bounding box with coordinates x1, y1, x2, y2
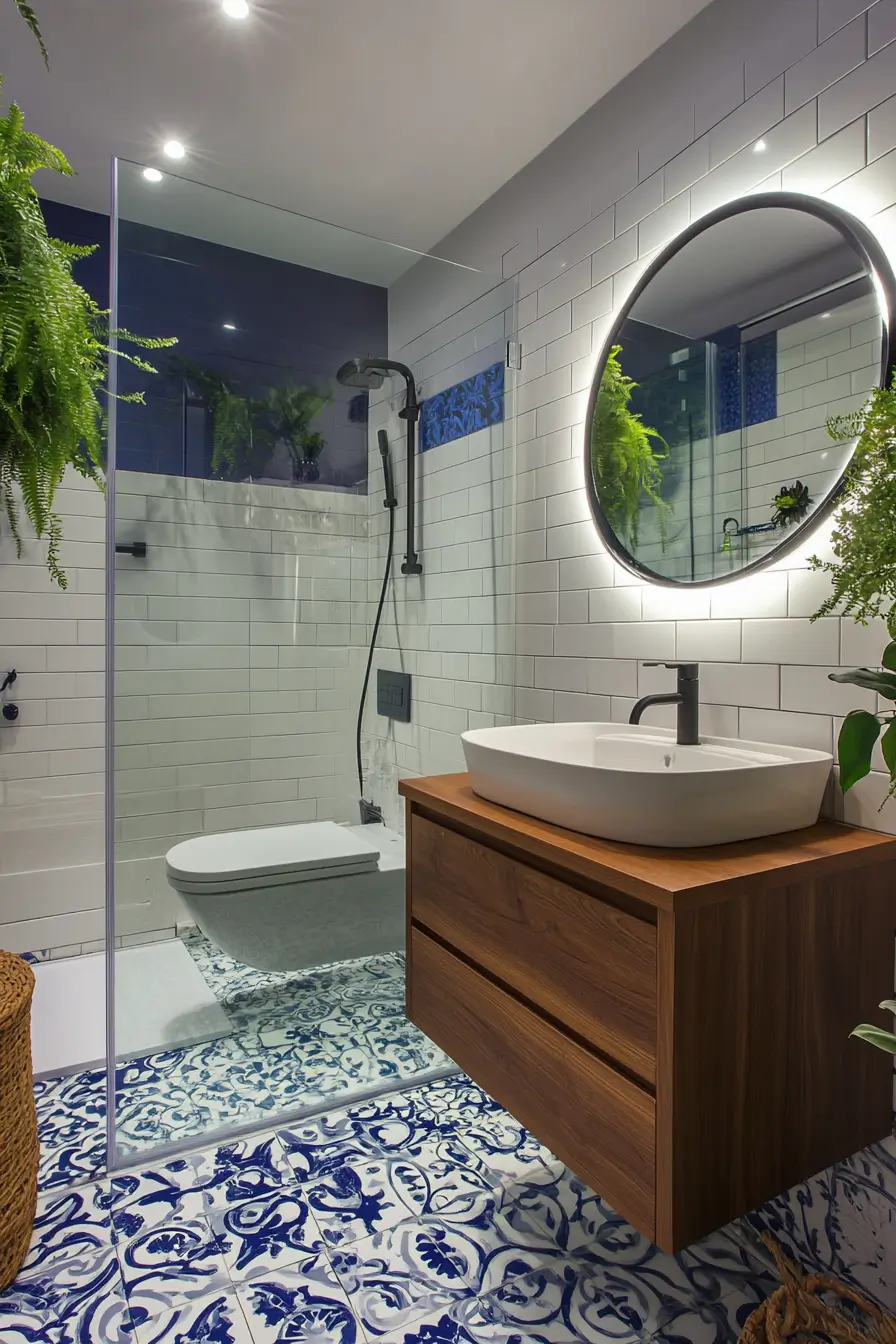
(0, 952, 38, 1292)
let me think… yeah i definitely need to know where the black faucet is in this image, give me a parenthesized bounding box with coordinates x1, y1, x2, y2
(629, 662, 700, 746)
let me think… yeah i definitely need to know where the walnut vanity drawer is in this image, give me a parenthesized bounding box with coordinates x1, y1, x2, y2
(410, 814, 657, 1083)
(408, 926, 656, 1237)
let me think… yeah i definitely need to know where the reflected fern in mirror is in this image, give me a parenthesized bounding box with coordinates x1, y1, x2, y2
(591, 345, 670, 550)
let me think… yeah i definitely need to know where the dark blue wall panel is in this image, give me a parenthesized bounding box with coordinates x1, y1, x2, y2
(40, 199, 387, 492)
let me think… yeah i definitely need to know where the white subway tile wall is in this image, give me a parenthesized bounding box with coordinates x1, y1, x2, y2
(0, 470, 366, 955)
(5, 0, 896, 960)
(379, 0, 896, 838)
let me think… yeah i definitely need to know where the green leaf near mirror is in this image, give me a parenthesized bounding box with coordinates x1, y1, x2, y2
(836, 709, 881, 792)
(828, 667, 896, 700)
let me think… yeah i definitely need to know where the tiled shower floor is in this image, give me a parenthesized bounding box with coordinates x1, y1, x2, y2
(35, 938, 451, 1189)
(6, 1075, 895, 1344)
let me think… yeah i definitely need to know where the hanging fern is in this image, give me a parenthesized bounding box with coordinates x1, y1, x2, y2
(591, 344, 670, 550)
(13, 0, 48, 68)
(0, 85, 175, 585)
(808, 380, 896, 637)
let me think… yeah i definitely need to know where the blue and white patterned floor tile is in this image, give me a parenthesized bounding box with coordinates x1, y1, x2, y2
(12, 929, 896, 1344)
(237, 1256, 359, 1344)
(117, 1218, 230, 1320)
(131, 1289, 253, 1344)
(192, 1135, 298, 1212)
(212, 1191, 324, 1282)
(330, 1219, 474, 1337)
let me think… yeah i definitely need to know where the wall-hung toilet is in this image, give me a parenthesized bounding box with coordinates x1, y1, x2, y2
(165, 821, 405, 973)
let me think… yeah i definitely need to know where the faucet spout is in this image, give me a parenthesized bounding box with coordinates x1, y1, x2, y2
(630, 663, 700, 746)
(630, 692, 682, 725)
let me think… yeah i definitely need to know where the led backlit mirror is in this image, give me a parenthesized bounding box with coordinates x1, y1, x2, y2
(585, 194, 895, 585)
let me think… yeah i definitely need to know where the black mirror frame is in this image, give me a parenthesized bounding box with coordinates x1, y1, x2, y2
(583, 191, 896, 589)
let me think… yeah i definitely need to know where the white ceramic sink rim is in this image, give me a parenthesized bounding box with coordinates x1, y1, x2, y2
(464, 722, 821, 772)
(461, 722, 833, 848)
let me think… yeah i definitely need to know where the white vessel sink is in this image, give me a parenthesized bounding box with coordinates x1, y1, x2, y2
(461, 722, 832, 848)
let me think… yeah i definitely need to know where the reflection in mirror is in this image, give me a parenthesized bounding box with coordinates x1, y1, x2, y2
(587, 201, 889, 584)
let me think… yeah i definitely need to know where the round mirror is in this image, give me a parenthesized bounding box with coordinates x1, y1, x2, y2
(584, 194, 895, 585)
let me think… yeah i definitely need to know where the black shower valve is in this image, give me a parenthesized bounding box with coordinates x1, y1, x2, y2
(2, 703, 19, 722)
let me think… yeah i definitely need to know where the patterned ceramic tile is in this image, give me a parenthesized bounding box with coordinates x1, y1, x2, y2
(211, 1191, 324, 1282)
(483, 1260, 641, 1344)
(131, 1288, 253, 1344)
(106, 1164, 208, 1243)
(237, 1256, 359, 1344)
(304, 1140, 495, 1249)
(420, 363, 505, 453)
(38, 1130, 108, 1195)
(330, 1221, 472, 1337)
(25, 1185, 112, 1275)
(191, 1135, 298, 1212)
(53, 1272, 133, 1344)
(451, 1107, 555, 1182)
(419, 1193, 565, 1297)
(117, 1219, 230, 1320)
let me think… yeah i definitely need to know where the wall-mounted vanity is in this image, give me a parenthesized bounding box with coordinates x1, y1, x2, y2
(399, 772, 896, 1254)
(399, 190, 896, 1255)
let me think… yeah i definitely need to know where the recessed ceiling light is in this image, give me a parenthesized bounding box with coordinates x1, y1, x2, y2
(222, 0, 250, 17)
(223, 322, 237, 330)
(753, 138, 767, 153)
(142, 167, 163, 182)
(163, 139, 186, 160)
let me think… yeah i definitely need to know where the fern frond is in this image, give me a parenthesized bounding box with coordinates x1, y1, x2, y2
(0, 94, 175, 584)
(12, 0, 49, 68)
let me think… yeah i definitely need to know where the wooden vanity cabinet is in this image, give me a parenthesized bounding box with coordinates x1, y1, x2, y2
(399, 772, 896, 1253)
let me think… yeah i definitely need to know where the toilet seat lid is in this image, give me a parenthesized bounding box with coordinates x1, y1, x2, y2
(166, 821, 381, 885)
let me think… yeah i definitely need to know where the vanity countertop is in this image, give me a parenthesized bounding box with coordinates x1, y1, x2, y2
(398, 771, 896, 912)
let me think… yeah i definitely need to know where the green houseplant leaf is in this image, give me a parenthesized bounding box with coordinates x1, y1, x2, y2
(882, 642, 896, 672)
(850, 1025, 896, 1054)
(828, 666, 896, 700)
(0, 82, 175, 585)
(836, 709, 881, 792)
(809, 381, 896, 636)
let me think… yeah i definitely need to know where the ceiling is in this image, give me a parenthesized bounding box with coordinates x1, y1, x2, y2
(0, 0, 713, 258)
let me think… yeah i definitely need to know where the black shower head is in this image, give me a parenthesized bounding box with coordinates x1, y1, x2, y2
(336, 356, 418, 410)
(336, 358, 385, 390)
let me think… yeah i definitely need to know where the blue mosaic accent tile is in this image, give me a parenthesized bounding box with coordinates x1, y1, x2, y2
(715, 330, 777, 434)
(419, 363, 504, 453)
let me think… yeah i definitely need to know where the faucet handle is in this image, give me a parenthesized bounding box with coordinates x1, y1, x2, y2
(642, 661, 699, 678)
